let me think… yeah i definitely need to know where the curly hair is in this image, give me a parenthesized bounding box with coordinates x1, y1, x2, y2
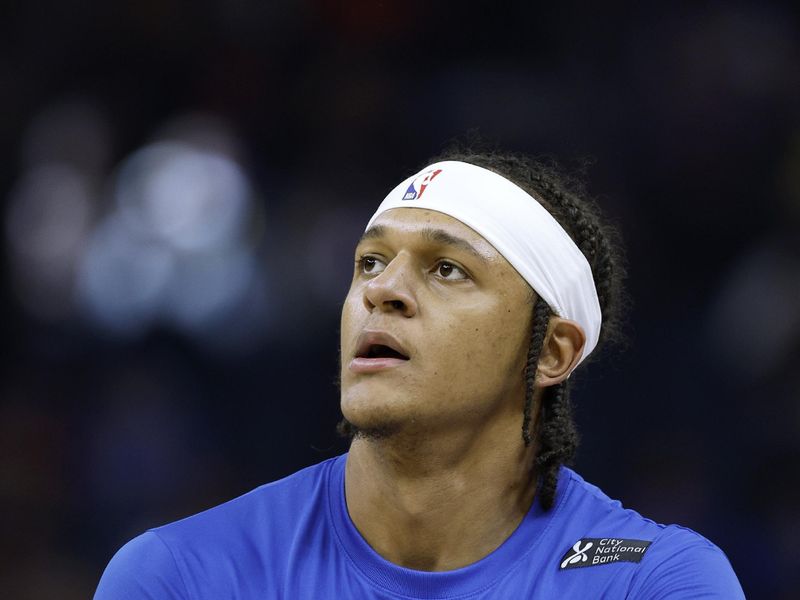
(428, 147, 626, 510)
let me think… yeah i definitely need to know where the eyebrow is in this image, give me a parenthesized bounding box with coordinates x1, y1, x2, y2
(358, 225, 486, 262)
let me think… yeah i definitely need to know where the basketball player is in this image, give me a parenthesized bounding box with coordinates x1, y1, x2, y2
(95, 150, 745, 598)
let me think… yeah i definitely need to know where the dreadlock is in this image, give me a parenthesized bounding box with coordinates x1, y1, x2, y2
(428, 146, 626, 510)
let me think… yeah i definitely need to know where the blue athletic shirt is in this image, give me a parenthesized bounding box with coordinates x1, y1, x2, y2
(95, 454, 745, 599)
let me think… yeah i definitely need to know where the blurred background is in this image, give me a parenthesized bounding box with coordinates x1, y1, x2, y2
(1, 1, 798, 598)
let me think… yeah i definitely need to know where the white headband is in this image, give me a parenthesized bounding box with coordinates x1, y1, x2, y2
(367, 160, 602, 367)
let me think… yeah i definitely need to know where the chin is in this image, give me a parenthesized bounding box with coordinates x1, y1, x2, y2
(340, 389, 407, 440)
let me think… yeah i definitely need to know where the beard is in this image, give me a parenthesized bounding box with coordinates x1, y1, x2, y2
(336, 416, 401, 441)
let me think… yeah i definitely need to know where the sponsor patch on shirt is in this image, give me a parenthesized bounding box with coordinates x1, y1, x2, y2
(559, 538, 652, 570)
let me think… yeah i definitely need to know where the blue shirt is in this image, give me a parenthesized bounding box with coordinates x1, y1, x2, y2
(95, 454, 744, 599)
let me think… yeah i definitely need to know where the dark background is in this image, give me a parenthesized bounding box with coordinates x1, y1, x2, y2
(2, 2, 799, 598)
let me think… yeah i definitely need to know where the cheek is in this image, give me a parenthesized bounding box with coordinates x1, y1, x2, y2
(433, 307, 528, 373)
(494, 301, 532, 360)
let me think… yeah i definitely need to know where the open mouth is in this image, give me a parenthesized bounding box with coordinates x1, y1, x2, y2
(350, 332, 411, 373)
(358, 344, 409, 360)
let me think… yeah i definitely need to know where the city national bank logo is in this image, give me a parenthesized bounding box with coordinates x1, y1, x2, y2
(560, 541, 593, 568)
(402, 169, 442, 200)
(559, 538, 652, 570)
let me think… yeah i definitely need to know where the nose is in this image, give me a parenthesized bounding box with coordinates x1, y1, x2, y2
(363, 256, 418, 317)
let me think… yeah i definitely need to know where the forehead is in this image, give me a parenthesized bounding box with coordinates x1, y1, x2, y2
(363, 208, 498, 257)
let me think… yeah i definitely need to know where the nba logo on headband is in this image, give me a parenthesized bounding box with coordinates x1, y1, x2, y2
(402, 169, 442, 200)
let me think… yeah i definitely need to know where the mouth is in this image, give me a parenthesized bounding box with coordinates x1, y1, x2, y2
(350, 331, 410, 373)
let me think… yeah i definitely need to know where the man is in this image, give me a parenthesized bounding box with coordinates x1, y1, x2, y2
(95, 151, 745, 598)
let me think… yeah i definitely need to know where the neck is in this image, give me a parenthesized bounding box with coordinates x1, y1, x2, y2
(344, 416, 537, 571)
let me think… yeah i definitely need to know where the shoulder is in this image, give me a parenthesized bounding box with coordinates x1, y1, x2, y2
(94, 531, 187, 599)
(629, 525, 745, 599)
(94, 456, 341, 599)
(556, 468, 671, 538)
(553, 469, 744, 598)
(155, 455, 337, 551)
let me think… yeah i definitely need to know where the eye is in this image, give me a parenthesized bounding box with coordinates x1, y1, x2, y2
(434, 261, 468, 281)
(358, 255, 387, 275)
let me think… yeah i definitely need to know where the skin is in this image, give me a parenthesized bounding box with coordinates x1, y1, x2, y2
(340, 207, 585, 572)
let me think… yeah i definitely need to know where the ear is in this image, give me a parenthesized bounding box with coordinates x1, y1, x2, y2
(535, 317, 586, 387)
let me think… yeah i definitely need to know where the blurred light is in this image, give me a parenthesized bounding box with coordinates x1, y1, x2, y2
(115, 142, 251, 252)
(76, 216, 174, 336)
(71, 112, 268, 350)
(5, 164, 95, 320)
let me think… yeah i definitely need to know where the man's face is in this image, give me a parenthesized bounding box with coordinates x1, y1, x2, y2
(340, 208, 534, 437)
